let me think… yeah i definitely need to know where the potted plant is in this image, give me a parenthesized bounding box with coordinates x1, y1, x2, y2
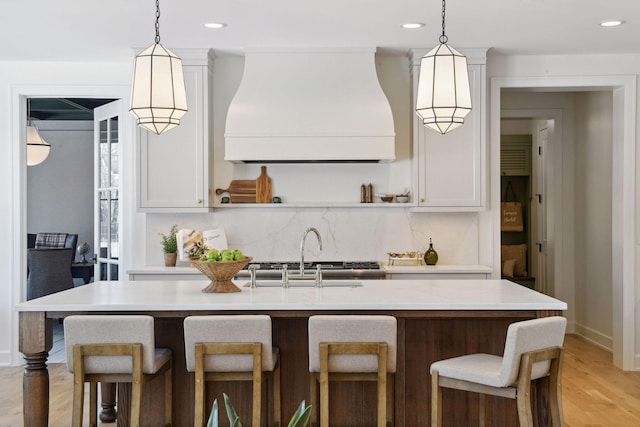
(208, 393, 311, 427)
(159, 224, 179, 266)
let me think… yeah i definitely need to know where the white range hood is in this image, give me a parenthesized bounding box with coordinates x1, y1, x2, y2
(224, 48, 396, 163)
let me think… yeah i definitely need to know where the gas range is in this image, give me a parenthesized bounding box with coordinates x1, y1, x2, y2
(236, 261, 385, 280)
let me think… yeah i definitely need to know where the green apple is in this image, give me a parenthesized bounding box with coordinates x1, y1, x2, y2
(206, 249, 219, 261)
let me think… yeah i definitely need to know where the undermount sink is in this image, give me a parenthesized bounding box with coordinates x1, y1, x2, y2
(243, 280, 364, 288)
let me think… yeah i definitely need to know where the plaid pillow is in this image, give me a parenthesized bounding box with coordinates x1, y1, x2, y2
(35, 232, 68, 248)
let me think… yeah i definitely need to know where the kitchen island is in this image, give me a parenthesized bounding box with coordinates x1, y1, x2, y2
(17, 279, 566, 427)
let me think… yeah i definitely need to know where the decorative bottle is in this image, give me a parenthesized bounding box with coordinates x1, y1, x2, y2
(424, 238, 439, 265)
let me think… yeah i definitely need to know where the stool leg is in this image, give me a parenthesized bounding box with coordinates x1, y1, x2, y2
(479, 394, 488, 427)
(319, 370, 329, 427)
(252, 371, 262, 427)
(71, 361, 84, 427)
(165, 360, 173, 426)
(194, 346, 206, 427)
(89, 382, 98, 427)
(309, 373, 318, 426)
(431, 371, 442, 427)
(377, 371, 387, 427)
(386, 373, 393, 427)
(273, 363, 281, 427)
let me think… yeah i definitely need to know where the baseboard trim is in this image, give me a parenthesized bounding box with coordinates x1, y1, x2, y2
(0, 350, 12, 366)
(573, 322, 613, 352)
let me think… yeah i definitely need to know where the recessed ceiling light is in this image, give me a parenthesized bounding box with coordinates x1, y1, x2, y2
(600, 20, 624, 27)
(401, 23, 425, 29)
(203, 22, 226, 29)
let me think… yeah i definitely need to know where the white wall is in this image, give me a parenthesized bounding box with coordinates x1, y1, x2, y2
(573, 91, 613, 348)
(27, 121, 94, 263)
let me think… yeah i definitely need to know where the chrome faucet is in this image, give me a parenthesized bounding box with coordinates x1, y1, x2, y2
(300, 227, 322, 276)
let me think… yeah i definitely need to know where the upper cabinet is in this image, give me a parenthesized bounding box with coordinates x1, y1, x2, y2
(409, 49, 487, 211)
(137, 49, 215, 212)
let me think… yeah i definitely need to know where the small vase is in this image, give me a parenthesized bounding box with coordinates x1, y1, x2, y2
(164, 253, 177, 267)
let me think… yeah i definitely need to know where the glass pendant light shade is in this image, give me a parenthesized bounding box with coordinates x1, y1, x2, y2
(26, 124, 51, 166)
(130, 43, 188, 135)
(416, 43, 471, 134)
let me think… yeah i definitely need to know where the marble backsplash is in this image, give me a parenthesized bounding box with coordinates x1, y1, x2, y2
(143, 208, 481, 266)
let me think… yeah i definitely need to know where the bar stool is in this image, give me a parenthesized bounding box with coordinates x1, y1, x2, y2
(64, 315, 173, 427)
(308, 315, 397, 427)
(430, 316, 567, 427)
(183, 315, 281, 427)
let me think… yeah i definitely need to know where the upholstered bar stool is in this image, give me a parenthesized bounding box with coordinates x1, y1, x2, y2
(430, 316, 567, 427)
(183, 315, 281, 427)
(308, 315, 397, 427)
(64, 315, 173, 427)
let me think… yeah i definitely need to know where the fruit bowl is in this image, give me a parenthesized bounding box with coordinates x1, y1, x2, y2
(190, 257, 253, 293)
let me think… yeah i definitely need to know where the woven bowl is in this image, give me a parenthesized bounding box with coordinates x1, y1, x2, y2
(190, 256, 253, 293)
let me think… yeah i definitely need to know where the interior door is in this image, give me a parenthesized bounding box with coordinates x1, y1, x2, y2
(93, 101, 122, 281)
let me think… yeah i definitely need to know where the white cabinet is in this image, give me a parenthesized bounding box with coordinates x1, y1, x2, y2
(137, 49, 214, 212)
(410, 50, 486, 211)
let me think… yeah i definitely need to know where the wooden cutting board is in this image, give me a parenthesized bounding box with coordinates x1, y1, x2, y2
(215, 166, 273, 203)
(256, 166, 272, 203)
(215, 179, 257, 203)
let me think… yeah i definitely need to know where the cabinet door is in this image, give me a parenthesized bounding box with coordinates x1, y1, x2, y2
(416, 64, 484, 210)
(138, 66, 208, 210)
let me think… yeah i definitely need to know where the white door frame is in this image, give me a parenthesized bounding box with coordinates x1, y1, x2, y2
(490, 76, 637, 370)
(10, 85, 131, 365)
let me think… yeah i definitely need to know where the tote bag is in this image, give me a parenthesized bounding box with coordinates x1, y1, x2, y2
(501, 181, 524, 232)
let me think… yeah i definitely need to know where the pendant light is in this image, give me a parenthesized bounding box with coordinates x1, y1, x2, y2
(130, 0, 187, 135)
(26, 99, 51, 166)
(415, 0, 471, 134)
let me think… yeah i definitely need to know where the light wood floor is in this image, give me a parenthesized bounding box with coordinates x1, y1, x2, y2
(1, 334, 639, 426)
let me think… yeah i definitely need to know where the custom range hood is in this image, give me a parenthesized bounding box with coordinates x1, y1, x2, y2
(225, 48, 395, 163)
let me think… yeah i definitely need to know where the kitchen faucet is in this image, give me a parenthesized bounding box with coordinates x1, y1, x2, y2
(299, 227, 322, 276)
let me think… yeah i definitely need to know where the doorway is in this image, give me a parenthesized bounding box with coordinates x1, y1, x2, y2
(27, 98, 115, 286)
(11, 85, 130, 366)
(491, 76, 636, 370)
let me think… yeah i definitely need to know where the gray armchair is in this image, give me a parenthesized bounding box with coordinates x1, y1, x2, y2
(28, 233, 78, 263)
(27, 248, 74, 300)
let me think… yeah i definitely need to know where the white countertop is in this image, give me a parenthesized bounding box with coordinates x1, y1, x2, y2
(15, 279, 566, 312)
(381, 264, 493, 274)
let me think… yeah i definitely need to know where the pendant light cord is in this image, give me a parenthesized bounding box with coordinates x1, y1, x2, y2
(439, 0, 448, 44)
(154, 0, 161, 44)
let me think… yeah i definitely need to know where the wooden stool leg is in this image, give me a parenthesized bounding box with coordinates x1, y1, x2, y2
(386, 373, 393, 427)
(431, 371, 442, 427)
(71, 350, 85, 427)
(89, 382, 98, 427)
(319, 369, 329, 427)
(479, 393, 488, 427)
(273, 362, 281, 427)
(309, 373, 318, 426)
(194, 345, 206, 427)
(165, 360, 173, 426)
(252, 370, 262, 427)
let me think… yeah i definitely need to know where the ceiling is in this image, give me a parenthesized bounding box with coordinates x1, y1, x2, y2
(29, 98, 115, 121)
(1, 1, 638, 62)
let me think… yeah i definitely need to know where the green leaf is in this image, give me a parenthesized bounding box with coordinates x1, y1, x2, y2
(207, 399, 218, 427)
(287, 401, 312, 427)
(223, 393, 242, 427)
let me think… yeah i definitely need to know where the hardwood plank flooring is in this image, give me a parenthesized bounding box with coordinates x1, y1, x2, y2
(0, 334, 638, 426)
